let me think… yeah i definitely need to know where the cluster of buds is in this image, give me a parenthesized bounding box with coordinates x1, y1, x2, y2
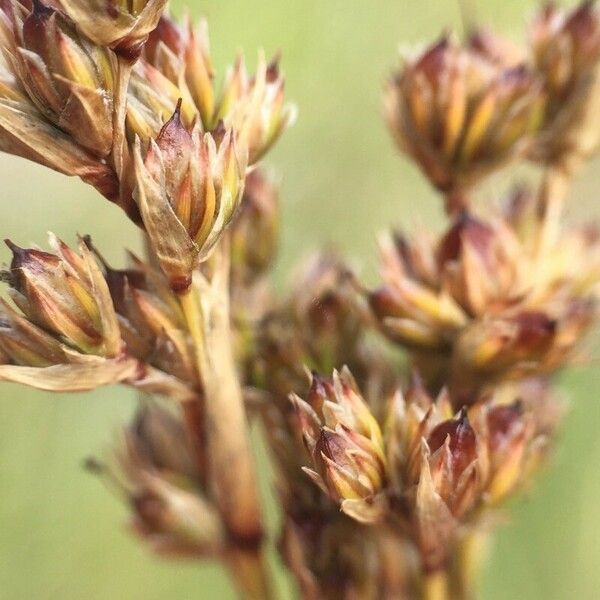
(89, 401, 225, 557)
(251, 251, 386, 399)
(387, 2, 600, 207)
(93, 244, 198, 387)
(0, 0, 120, 200)
(0, 2, 294, 282)
(140, 14, 296, 162)
(0, 235, 198, 402)
(369, 188, 600, 399)
(291, 368, 560, 576)
(0, 0, 116, 157)
(291, 369, 388, 524)
(385, 33, 545, 207)
(0, 235, 139, 390)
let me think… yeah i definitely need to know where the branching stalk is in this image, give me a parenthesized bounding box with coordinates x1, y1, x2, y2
(180, 237, 271, 599)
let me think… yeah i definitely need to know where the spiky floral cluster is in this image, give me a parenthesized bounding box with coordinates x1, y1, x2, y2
(370, 187, 600, 402)
(0, 2, 599, 600)
(289, 371, 560, 581)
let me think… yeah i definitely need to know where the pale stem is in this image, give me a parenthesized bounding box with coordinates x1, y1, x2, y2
(453, 529, 490, 600)
(227, 547, 273, 600)
(422, 571, 449, 600)
(536, 166, 571, 260)
(179, 237, 272, 600)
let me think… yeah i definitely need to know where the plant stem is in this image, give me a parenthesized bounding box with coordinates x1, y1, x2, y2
(179, 240, 271, 599)
(536, 166, 570, 259)
(444, 188, 469, 217)
(453, 529, 489, 600)
(228, 547, 273, 600)
(422, 571, 449, 600)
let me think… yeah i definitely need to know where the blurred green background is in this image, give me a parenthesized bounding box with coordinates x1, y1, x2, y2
(1, 1, 600, 598)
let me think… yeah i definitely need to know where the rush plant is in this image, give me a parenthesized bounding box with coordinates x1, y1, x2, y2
(1, 1, 599, 599)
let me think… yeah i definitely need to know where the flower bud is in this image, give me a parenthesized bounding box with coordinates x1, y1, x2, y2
(144, 14, 215, 128)
(133, 104, 248, 291)
(230, 169, 280, 285)
(292, 368, 387, 524)
(385, 34, 545, 202)
(424, 410, 480, 517)
(1, 0, 116, 156)
(126, 58, 197, 143)
(3, 235, 122, 356)
(221, 53, 297, 164)
(454, 311, 558, 379)
(291, 252, 369, 368)
(100, 250, 197, 383)
(483, 401, 532, 504)
(55, 0, 169, 61)
(436, 212, 520, 316)
(91, 402, 224, 557)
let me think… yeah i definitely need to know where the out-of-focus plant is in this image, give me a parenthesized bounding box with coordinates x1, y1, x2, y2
(0, 1, 598, 599)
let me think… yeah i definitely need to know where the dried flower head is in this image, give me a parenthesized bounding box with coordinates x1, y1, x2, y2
(385, 34, 545, 209)
(90, 401, 224, 556)
(291, 368, 388, 524)
(0, 235, 144, 392)
(370, 189, 600, 397)
(133, 104, 247, 291)
(0, 0, 116, 156)
(529, 1, 600, 168)
(0, 2, 119, 199)
(143, 15, 296, 163)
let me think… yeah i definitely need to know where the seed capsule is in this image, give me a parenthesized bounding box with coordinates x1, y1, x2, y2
(133, 104, 247, 291)
(291, 368, 387, 524)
